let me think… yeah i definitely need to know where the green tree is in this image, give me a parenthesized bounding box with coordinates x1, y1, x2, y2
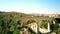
(13, 29, 20, 34)
(40, 20, 48, 29)
(0, 26, 2, 34)
(9, 20, 14, 31)
(27, 20, 35, 24)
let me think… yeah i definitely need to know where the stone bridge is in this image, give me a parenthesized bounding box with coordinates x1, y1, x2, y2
(21, 17, 53, 25)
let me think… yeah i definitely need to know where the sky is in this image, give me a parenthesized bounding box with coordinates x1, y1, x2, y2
(0, 0, 60, 14)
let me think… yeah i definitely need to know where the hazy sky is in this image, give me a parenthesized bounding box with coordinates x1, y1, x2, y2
(0, 0, 60, 14)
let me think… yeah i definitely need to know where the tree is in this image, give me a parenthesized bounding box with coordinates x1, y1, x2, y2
(9, 20, 14, 31)
(13, 29, 20, 34)
(27, 20, 35, 24)
(17, 20, 21, 25)
(39, 20, 48, 29)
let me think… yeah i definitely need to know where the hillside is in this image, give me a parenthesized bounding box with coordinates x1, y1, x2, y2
(0, 11, 60, 34)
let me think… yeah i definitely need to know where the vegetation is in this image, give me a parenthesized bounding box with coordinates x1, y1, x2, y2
(26, 20, 35, 24)
(0, 12, 60, 34)
(50, 19, 60, 34)
(39, 20, 48, 29)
